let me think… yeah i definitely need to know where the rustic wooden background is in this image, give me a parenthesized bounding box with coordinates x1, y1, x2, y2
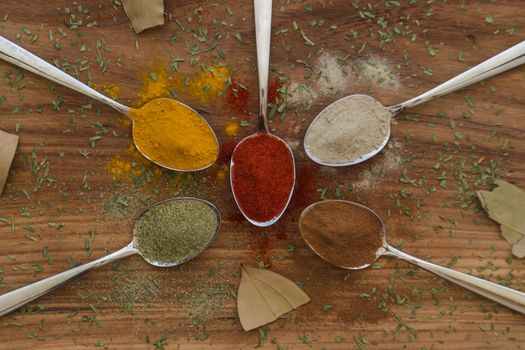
(0, 0, 525, 349)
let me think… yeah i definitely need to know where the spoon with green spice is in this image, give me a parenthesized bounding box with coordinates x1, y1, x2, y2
(304, 40, 525, 167)
(0, 197, 221, 317)
(0, 35, 219, 172)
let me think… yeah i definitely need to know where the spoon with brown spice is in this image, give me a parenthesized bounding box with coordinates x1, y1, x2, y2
(299, 200, 525, 314)
(0, 36, 219, 171)
(0, 198, 220, 317)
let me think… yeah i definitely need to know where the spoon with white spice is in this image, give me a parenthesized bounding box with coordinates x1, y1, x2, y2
(0, 198, 221, 317)
(0, 36, 219, 172)
(304, 41, 525, 167)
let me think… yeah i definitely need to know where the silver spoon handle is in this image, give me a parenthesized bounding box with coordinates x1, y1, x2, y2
(390, 41, 525, 113)
(254, 0, 272, 132)
(0, 35, 130, 115)
(0, 243, 136, 317)
(384, 245, 525, 314)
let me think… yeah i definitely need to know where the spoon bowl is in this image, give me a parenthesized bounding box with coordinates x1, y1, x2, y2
(304, 94, 392, 167)
(230, 132, 296, 227)
(129, 98, 219, 172)
(299, 200, 385, 270)
(0, 35, 219, 172)
(299, 200, 525, 315)
(132, 197, 221, 267)
(0, 197, 221, 317)
(304, 41, 525, 167)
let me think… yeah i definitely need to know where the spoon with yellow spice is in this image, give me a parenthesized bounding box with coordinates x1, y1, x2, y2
(0, 36, 219, 171)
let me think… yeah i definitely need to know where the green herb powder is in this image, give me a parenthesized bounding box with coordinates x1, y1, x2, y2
(134, 199, 219, 264)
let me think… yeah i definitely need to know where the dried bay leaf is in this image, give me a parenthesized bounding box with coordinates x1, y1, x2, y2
(237, 265, 310, 331)
(477, 180, 525, 258)
(476, 179, 525, 235)
(122, 0, 164, 34)
(512, 238, 525, 258)
(0, 130, 19, 195)
(501, 224, 524, 245)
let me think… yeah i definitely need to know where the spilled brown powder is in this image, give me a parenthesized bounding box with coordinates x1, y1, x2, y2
(299, 200, 383, 268)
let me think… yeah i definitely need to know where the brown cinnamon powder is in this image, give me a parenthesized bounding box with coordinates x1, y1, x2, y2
(299, 200, 383, 268)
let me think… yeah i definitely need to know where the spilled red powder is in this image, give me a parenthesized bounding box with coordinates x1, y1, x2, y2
(218, 140, 237, 165)
(268, 79, 282, 104)
(255, 235, 270, 261)
(253, 229, 288, 262)
(275, 230, 288, 240)
(290, 162, 318, 209)
(226, 211, 245, 224)
(226, 79, 250, 114)
(231, 133, 294, 223)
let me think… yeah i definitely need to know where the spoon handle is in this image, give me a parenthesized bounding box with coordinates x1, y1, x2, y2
(391, 40, 525, 113)
(0, 244, 136, 317)
(254, 0, 272, 132)
(384, 245, 525, 314)
(0, 35, 130, 115)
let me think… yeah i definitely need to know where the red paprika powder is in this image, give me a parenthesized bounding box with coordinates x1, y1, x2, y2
(231, 133, 295, 224)
(267, 79, 282, 104)
(226, 79, 250, 114)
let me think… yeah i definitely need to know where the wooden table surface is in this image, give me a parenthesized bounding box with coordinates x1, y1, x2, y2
(1, 1, 525, 349)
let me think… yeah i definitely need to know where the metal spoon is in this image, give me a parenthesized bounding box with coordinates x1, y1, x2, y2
(0, 197, 221, 317)
(299, 200, 525, 315)
(304, 40, 525, 167)
(230, 0, 296, 227)
(0, 35, 219, 172)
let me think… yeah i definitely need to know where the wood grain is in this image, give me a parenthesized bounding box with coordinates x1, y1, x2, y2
(0, 0, 525, 349)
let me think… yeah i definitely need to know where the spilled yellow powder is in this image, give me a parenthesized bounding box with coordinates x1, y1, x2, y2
(225, 121, 239, 138)
(107, 155, 140, 177)
(93, 82, 121, 99)
(216, 165, 229, 181)
(134, 67, 172, 107)
(101, 84, 121, 100)
(178, 65, 230, 102)
(134, 64, 230, 108)
(107, 144, 165, 178)
(120, 117, 132, 127)
(131, 98, 218, 171)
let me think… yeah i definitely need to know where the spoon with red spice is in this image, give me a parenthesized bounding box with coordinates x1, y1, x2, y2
(299, 200, 525, 315)
(230, 0, 295, 227)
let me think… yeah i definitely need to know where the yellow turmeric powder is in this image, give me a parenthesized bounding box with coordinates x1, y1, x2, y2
(225, 120, 239, 137)
(107, 155, 139, 177)
(130, 98, 218, 171)
(94, 83, 121, 100)
(177, 65, 230, 102)
(106, 144, 190, 186)
(101, 84, 121, 100)
(134, 67, 172, 107)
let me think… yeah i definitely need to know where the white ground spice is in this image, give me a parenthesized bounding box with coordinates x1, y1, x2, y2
(304, 94, 392, 165)
(355, 57, 400, 90)
(287, 81, 318, 109)
(286, 53, 399, 111)
(315, 52, 352, 96)
(352, 139, 403, 189)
